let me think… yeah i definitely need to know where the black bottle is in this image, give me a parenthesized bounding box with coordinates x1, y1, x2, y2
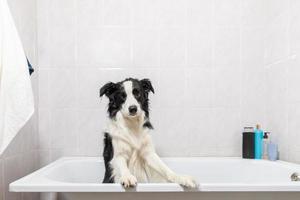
(242, 127, 255, 159)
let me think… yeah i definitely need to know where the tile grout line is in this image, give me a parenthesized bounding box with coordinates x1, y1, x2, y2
(74, 0, 80, 155)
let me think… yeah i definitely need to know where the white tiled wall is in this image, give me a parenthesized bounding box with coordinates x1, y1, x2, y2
(36, 0, 270, 161)
(0, 0, 39, 200)
(34, 0, 300, 164)
(263, 0, 300, 164)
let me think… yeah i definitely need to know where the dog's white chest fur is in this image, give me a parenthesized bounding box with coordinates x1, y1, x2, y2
(106, 113, 155, 182)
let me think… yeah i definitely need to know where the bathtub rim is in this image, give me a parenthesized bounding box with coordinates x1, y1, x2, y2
(9, 157, 300, 192)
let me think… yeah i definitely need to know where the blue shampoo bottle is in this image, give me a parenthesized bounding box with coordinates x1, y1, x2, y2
(254, 124, 263, 159)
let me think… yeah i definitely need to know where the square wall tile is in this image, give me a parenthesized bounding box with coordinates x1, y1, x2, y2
(77, 69, 105, 109)
(212, 107, 241, 153)
(184, 108, 214, 156)
(77, 28, 131, 67)
(132, 29, 159, 67)
(76, 29, 103, 66)
(152, 108, 189, 156)
(49, 27, 76, 67)
(157, 68, 185, 107)
(159, 0, 187, 28)
(187, 0, 213, 28)
(213, 68, 241, 107)
(48, 0, 76, 66)
(160, 29, 186, 67)
(77, 0, 103, 29)
(264, 13, 289, 65)
(187, 27, 212, 68)
(185, 68, 212, 108)
(214, 28, 240, 67)
(241, 29, 264, 66)
(77, 110, 105, 156)
(241, 99, 265, 127)
(240, 66, 265, 126)
(265, 62, 287, 108)
(242, 0, 266, 29)
(48, 69, 78, 109)
(264, 0, 288, 24)
(132, 0, 159, 27)
(214, 0, 241, 28)
(50, 109, 78, 149)
(49, 0, 76, 29)
(103, 0, 132, 26)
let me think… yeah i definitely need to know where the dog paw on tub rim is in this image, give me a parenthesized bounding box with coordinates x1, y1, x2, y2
(120, 174, 137, 188)
(173, 175, 198, 189)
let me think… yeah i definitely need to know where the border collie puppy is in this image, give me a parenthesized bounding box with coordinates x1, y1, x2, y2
(100, 78, 197, 188)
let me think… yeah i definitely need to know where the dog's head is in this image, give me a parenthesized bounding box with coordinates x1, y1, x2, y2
(100, 78, 154, 119)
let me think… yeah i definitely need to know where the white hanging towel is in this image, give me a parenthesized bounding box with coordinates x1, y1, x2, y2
(0, 0, 34, 154)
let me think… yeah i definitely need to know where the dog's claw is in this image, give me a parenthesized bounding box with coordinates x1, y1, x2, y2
(175, 175, 198, 188)
(120, 174, 137, 188)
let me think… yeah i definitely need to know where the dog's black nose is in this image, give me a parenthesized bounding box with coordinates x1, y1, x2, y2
(129, 105, 137, 115)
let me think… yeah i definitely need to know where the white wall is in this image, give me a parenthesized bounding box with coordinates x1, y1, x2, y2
(0, 0, 39, 200)
(36, 0, 267, 162)
(263, 0, 300, 163)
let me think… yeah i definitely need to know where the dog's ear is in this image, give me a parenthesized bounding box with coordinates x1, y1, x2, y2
(100, 82, 117, 97)
(141, 78, 154, 94)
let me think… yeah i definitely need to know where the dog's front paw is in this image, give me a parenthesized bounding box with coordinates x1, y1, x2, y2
(175, 175, 198, 188)
(120, 174, 137, 188)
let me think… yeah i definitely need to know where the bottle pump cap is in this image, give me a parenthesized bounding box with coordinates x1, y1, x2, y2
(256, 124, 261, 129)
(264, 132, 270, 139)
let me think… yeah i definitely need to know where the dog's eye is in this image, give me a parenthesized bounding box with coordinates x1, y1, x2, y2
(133, 89, 140, 97)
(120, 92, 126, 100)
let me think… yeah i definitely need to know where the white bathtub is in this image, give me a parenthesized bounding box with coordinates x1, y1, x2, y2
(9, 157, 300, 200)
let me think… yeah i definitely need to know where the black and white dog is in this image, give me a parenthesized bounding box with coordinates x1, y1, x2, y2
(100, 78, 197, 188)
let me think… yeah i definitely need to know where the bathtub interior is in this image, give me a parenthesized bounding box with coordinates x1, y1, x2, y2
(45, 158, 297, 184)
